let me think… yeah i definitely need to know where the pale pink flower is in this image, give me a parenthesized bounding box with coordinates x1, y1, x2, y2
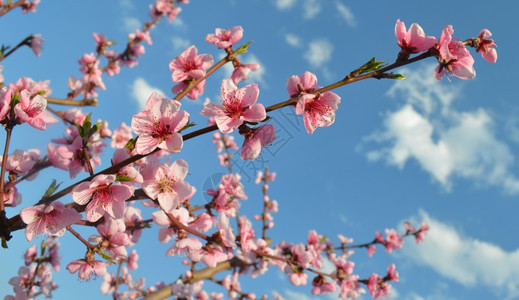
(222, 272, 241, 298)
(14, 89, 57, 130)
(171, 79, 207, 100)
(338, 275, 365, 300)
(152, 207, 193, 244)
(72, 174, 133, 222)
(131, 92, 189, 155)
(3, 149, 40, 179)
(296, 91, 341, 134)
(128, 249, 139, 270)
(395, 19, 436, 53)
(189, 212, 213, 233)
(124, 205, 143, 245)
(367, 245, 376, 257)
(30, 34, 44, 57)
(286, 71, 318, 97)
(166, 237, 202, 257)
(415, 223, 429, 244)
(311, 276, 336, 295)
(435, 25, 475, 80)
(375, 229, 403, 253)
(218, 213, 237, 249)
(201, 79, 265, 134)
(367, 273, 391, 298)
(206, 26, 243, 49)
(477, 29, 497, 63)
(110, 122, 133, 148)
(240, 124, 276, 160)
(89, 218, 130, 259)
(0, 87, 12, 123)
(100, 273, 116, 294)
(24, 244, 37, 266)
(231, 63, 259, 84)
(170, 45, 213, 82)
(10, 76, 52, 97)
(140, 159, 196, 211)
(239, 216, 256, 252)
(66, 258, 106, 280)
(149, 0, 181, 22)
(386, 263, 399, 282)
(20, 201, 81, 242)
(198, 244, 228, 268)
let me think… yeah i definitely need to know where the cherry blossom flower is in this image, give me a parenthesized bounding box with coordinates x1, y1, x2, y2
(2, 149, 40, 180)
(20, 201, 81, 242)
(240, 124, 276, 160)
(476, 29, 497, 63)
(66, 258, 107, 280)
(286, 71, 318, 97)
(149, 0, 181, 22)
(170, 45, 213, 82)
(88, 218, 130, 259)
(239, 216, 256, 252)
(218, 213, 237, 249)
(14, 89, 57, 130)
(311, 275, 336, 295)
(296, 91, 341, 134)
(434, 25, 475, 80)
(110, 122, 133, 148)
(231, 62, 259, 84)
(131, 92, 189, 155)
(72, 174, 133, 222)
(386, 263, 399, 282)
(395, 19, 436, 54)
(206, 26, 243, 49)
(367, 273, 391, 298)
(10, 76, 52, 97)
(140, 159, 196, 211)
(201, 79, 266, 134)
(338, 275, 365, 300)
(30, 34, 44, 57)
(375, 229, 403, 253)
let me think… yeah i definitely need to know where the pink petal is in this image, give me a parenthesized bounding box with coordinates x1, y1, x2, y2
(242, 104, 266, 122)
(160, 132, 183, 153)
(236, 83, 259, 107)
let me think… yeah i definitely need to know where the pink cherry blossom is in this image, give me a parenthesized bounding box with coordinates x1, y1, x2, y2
(88, 218, 130, 259)
(30, 34, 44, 57)
(140, 159, 196, 211)
(338, 275, 365, 300)
(169, 45, 213, 82)
(395, 19, 436, 53)
(231, 62, 259, 84)
(206, 26, 243, 49)
(415, 222, 429, 244)
(10, 76, 52, 97)
(286, 71, 318, 97)
(72, 174, 133, 222)
(20, 201, 81, 242)
(240, 124, 276, 160)
(239, 216, 256, 252)
(367, 273, 391, 298)
(434, 25, 475, 80)
(477, 29, 497, 63)
(218, 213, 237, 249)
(311, 276, 336, 295)
(201, 79, 266, 134)
(14, 89, 57, 130)
(0, 87, 10, 123)
(110, 122, 133, 148)
(296, 91, 341, 134)
(131, 92, 189, 155)
(66, 258, 106, 280)
(375, 229, 403, 253)
(149, 0, 181, 22)
(386, 263, 399, 282)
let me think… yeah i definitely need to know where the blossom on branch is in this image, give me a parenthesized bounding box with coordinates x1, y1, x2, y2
(296, 91, 341, 134)
(201, 78, 266, 133)
(476, 29, 497, 63)
(434, 25, 475, 80)
(131, 92, 189, 155)
(395, 19, 436, 54)
(206, 26, 243, 49)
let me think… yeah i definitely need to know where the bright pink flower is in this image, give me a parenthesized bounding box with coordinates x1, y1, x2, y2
(10, 76, 52, 97)
(240, 124, 276, 160)
(206, 26, 243, 49)
(169, 45, 213, 82)
(395, 19, 436, 53)
(140, 159, 196, 211)
(66, 258, 106, 280)
(131, 92, 189, 155)
(286, 71, 318, 97)
(367, 244, 376, 257)
(20, 201, 81, 242)
(30, 34, 44, 57)
(72, 174, 133, 222)
(435, 25, 475, 80)
(92, 33, 112, 54)
(386, 263, 399, 282)
(477, 29, 497, 63)
(296, 91, 341, 134)
(14, 89, 57, 130)
(149, 0, 181, 22)
(201, 79, 266, 134)
(415, 222, 429, 244)
(171, 79, 207, 100)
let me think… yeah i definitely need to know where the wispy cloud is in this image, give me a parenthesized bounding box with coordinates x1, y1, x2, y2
(402, 210, 519, 299)
(274, 0, 297, 10)
(285, 33, 301, 48)
(303, 0, 321, 19)
(361, 63, 519, 194)
(304, 38, 333, 68)
(131, 77, 166, 109)
(123, 17, 141, 32)
(336, 2, 356, 27)
(171, 36, 190, 51)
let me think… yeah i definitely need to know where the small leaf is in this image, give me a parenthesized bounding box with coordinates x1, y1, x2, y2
(43, 179, 62, 198)
(390, 73, 406, 80)
(124, 138, 136, 150)
(179, 121, 196, 133)
(98, 251, 115, 264)
(116, 174, 135, 182)
(235, 41, 253, 55)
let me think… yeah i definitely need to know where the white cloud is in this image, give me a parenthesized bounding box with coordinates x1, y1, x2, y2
(119, 0, 134, 9)
(274, 0, 297, 10)
(171, 36, 190, 51)
(304, 39, 333, 68)
(303, 0, 321, 19)
(131, 77, 166, 109)
(124, 17, 141, 32)
(402, 210, 519, 299)
(285, 33, 301, 48)
(362, 63, 519, 194)
(336, 2, 356, 27)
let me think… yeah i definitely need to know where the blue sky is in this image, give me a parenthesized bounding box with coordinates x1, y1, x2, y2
(1, 0, 518, 299)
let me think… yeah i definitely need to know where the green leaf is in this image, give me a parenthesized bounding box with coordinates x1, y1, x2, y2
(179, 121, 196, 133)
(116, 174, 135, 182)
(43, 179, 62, 198)
(235, 41, 253, 55)
(124, 138, 136, 150)
(98, 251, 115, 264)
(358, 57, 387, 74)
(390, 73, 406, 80)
